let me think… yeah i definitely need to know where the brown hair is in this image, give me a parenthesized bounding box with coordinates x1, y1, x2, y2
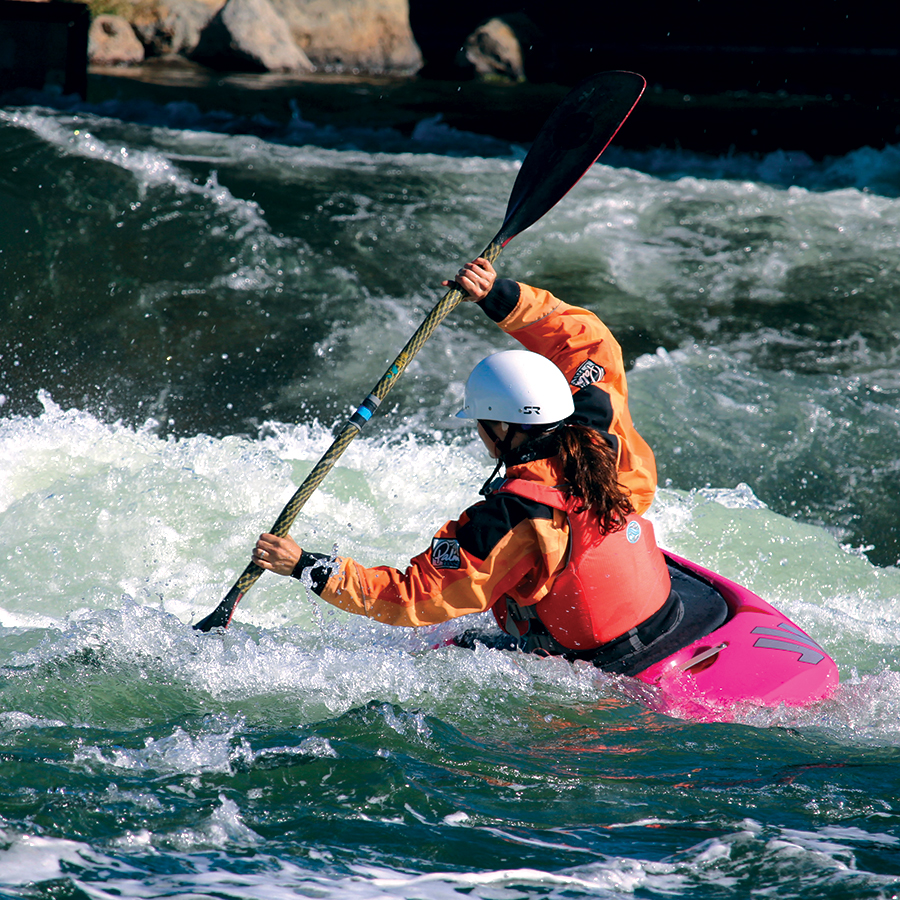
(555, 424, 634, 534)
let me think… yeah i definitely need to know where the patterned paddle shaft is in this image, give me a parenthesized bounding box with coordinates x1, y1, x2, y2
(202, 240, 504, 626)
(271, 239, 502, 538)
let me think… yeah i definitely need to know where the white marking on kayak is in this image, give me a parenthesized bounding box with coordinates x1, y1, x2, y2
(751, 624, 824, 651)
(750, 624, 827, 664)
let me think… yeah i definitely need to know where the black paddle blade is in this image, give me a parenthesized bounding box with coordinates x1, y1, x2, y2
(193, 583, 243, 632)
(495, 71, 645, 247)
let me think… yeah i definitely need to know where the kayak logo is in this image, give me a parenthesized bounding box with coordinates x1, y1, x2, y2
(571, 359, 605, 389)
(751, 623, 827, 664)
(626, 521, 641, 543)
(431, 538, 461, 569)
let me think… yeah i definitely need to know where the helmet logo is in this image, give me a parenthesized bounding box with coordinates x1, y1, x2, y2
(521, 405, 541, 415)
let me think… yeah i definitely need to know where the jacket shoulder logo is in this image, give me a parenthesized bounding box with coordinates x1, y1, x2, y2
(431, 538, 461, 569)
(571, 359, 605, 389)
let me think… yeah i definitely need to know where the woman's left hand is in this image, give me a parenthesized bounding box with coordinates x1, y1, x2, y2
(253, 533, 302, 576)
(443, 257, 496, 302)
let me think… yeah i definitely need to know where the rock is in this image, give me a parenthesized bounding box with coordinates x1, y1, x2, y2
(460, 12, 550, 83)
(268, 0, 422, 74)
(461, 17, 523, 82)
(88, 15, 145, 66)
(129, 0, 222, 57)
(190, 0, 314, 72)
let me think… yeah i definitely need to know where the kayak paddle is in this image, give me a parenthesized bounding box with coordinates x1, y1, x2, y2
(193, 70, 646, 631)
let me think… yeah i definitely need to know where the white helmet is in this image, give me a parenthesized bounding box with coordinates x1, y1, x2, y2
(456, 350, 575, 425)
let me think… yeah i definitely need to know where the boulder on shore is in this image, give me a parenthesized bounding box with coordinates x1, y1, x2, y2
(462, 17, 524, 81)
(190, 0, 314, 73)
(129, 0, 221, 58)
(85, 0, 422, 75)
(268, 0, 422, 74)
(88, 15, 145, 66)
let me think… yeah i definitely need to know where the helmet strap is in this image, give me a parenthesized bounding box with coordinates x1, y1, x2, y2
(477, 422, 519, 496)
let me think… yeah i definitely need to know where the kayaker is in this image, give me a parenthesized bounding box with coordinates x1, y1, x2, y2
(253, 258, 725, 674)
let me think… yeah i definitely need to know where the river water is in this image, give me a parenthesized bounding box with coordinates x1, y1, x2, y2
(2, 85, 900, 898)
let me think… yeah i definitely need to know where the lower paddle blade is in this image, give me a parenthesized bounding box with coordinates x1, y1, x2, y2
(496, 71, 645, 247)
(193, 579, 246, 631)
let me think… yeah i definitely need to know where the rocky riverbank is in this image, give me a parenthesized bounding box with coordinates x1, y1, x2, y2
(5, 0, 897, 156)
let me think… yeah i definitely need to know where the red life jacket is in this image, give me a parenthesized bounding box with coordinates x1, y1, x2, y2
(496, 478, 672, 650)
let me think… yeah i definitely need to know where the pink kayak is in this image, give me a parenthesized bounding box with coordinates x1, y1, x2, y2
(634, 551, 840, 722)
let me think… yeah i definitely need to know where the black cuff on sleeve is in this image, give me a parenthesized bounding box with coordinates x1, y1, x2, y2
(478, 279, 520, 322)
(291, 552, 333, 594)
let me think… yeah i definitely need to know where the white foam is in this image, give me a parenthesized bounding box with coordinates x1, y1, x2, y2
(3, 386, 900, 740)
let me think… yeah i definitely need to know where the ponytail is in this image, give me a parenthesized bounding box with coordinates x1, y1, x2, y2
(555, 424, 634, 534)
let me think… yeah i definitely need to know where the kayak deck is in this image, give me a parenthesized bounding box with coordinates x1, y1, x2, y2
(634, 552, 839, 721)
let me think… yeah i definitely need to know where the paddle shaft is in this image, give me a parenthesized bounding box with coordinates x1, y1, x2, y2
(194, 240, 504, 630)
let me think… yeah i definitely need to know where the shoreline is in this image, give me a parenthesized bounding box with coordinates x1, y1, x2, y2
(87, 63, 900, 158)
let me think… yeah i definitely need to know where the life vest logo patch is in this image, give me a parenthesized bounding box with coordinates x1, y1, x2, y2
(571, 359, 605, 389)
(626, 521, 642, 543)
(431, 538, 461, 569)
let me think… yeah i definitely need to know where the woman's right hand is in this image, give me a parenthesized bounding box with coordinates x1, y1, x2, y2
(253, 533, 302, 576)
(442, 257, 496, 302)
